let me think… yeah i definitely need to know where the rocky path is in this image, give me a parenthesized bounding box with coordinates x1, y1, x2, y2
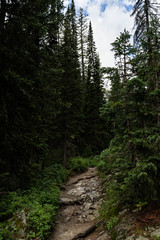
(49, 167, 108, 240)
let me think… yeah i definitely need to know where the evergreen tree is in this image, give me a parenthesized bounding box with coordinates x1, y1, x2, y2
(101, 3, 160, 205)
(0, 0, 64, 187)
(111, 29, 134, 83)
(77, 8, 88, 83)
(57, 1, 83, 166)
(104, 68, 123, 137)
(83, 22, 106, 155)
(111, 29, 134, 136)
(131, 0, 158, 46)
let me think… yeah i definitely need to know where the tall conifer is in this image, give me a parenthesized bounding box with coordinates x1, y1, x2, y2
(58, 1, 83, 166)
(83, 22, 106, 155)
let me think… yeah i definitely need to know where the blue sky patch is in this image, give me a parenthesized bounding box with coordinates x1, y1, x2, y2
(100, 3, 107, 13)
(124, 4, 133, 12)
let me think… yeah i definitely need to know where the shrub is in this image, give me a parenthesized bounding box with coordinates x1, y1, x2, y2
(27, 203, 57, 239)
(67, 157, 89, 173)
(0, 164, 68, 240)
(87, 155, 100, 167)
(97, 160, 106, 172)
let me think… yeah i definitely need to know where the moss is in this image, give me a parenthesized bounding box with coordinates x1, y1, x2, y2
(4, 210, 27, 239)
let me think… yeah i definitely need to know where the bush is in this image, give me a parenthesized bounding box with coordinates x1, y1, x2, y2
(67, 157, 89, 173)
(27, 203, 57, 239)
(87, 155, 100, 167)
(97, 160, 106, 172)
(98, 136, 160, 214)
(42, 164, 68, 186)
(0, 164, 68, 240)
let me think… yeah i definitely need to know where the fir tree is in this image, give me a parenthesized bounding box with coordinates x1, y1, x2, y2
(77, 8, 88, 83)
(58, 1, 83, 166)
(83, 22, 106, 155)
(0, 0, 64, 186)
(131, 0, 158, 46)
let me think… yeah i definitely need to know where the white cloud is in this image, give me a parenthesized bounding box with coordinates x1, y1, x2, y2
(86, 0, 134, 67)
(65, 0, 134, 67)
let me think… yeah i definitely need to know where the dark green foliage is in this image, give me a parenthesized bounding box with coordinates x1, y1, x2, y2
(99, 4, 160, 214)
(0, 164, 68, 240)
(131, 0, 158, 45)
(0, 0, 64, 188)
(0, 0, 106, 189)
(56, 1, 84, 166)
(83, 22, 107, 156)
(67, 157, 89, 173)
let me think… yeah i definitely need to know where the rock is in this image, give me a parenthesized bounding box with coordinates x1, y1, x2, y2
(7, 209, 28, 240)
(60, 197, 78, 205)
(135, 237, 149, 240)
(150, 228, 160, 237)
(119, 209, 128, 216)
(126, 234, 136, 240)
(97, 234, 109, 240)
(91, 203, 99, 209)
(49, 168, 103, 240)
(88, 191, 100, 202)
(126, 235, 149, 240)
(85, 203, 92, 210)
(68, 187, 86, 196)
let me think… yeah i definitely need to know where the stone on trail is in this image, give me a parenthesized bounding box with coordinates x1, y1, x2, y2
(48, 167, 108, 240)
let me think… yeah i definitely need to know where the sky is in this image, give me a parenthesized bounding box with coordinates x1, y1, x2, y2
(64, 0, 135, 67)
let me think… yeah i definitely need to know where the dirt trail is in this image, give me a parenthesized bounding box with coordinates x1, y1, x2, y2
(49, 167, 108, 240)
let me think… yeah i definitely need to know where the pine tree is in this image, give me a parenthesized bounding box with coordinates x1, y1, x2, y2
(0, 0, 65, 187)
(77, 8, 88, 83)
(111, 29, 134, 135)
(105, 68, 123, 137)
(131, 0, 158, 46)
(57, 1, 83, 166)
(83, 22, 106, 155)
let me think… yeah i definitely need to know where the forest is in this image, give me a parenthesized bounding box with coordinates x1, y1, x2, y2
(0, 0, 160, 239)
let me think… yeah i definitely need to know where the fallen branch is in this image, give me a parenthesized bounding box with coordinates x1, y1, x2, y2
(71, 221, 101, 240)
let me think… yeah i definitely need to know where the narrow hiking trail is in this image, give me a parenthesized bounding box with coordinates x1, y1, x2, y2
(49, 167, 108, 240)
(48, 168, 160, 240)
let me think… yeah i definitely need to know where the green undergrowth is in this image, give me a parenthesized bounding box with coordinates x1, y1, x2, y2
(66, 155, 99, 174)
(96, 135, 160, 239)
(0, 164, 68, 240)
(0, 157, 95, 240)
(67, 156, 89, 173)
